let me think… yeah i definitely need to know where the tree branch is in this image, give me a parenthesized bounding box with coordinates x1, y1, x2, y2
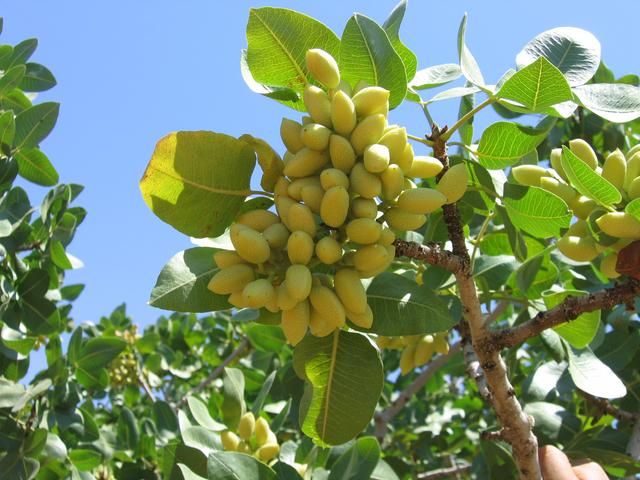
(393, 239, 464, 273)
(374, 344, 461, 441)
(488, 280, 640, 351)
(458, 321, 490, 401)
(416, 463, 472, 480)
(175, 337, 250, 409)
(581, 391, 639, 424)
(431, 130, 541, 480)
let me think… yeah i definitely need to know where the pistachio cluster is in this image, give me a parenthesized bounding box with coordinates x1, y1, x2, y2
(512, 140, 640, 279)
(220, 412, 280, 463)
(109, 327, 140, 388)
(208, 48, 468, 345)
(376, 332, 450, 375)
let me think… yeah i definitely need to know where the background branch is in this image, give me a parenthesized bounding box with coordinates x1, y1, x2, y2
(416, 463, 472, 480)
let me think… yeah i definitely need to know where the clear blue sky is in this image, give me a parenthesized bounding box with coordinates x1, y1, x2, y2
(3, 0, 639, 330)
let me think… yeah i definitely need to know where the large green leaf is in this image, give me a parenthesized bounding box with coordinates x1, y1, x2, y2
(20, 63, 56, 92)
(14, 148, 58, 186)
(457, 14, 484, 87)
(69, 449, 102, 471)
(573, 83, 640, 123)
(246, 7, 340, 94)
(222, 367, 245, 430)
(503, 184, 572, 239)
(382, 0, 417, 82)
(328, 436, 381, 480)
(476, 122, 548, 169)
(497, 57, 572, 112)
(0, 65, 26, 97)
(140, 131, 256, 238)
(76, 337, 127, 371)
(13, 102, 59, 150)
(524, 402, 580, 444)
(560, 146, 621, 207)
(150, 247, 230, 313)
(516, 27, 601, 87)
(543, 290, 600, 349)
(187, 396, 226, 431)
(207, 452, 277, 480)
(364, 272, 456, 335)
(409, 64, 462, 90)
(293, 330, 383, 446)
(565, 346, 626, 399)
(340, 14, 407, 109)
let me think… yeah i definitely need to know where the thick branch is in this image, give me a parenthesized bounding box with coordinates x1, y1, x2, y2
(432, 131, 541, 480)
(374, 344, 461, 440)
(175, 337, 250, 409)
(489, 280, 640, 351)
(393, 239, 464, 273)
(458, 321, 490, 401)
(416, 463, 472, 480)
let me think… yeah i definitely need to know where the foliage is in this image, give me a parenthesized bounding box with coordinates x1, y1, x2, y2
(4, 3, 640, 480)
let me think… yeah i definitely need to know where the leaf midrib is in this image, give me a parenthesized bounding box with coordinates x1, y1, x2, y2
(321, 330, 340, 441)
(146, 164, 251, 197)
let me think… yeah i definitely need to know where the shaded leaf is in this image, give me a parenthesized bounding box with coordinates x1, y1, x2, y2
(566, 346, 626, 399)
(207, 451, 277, 480)
(573, 83, 640, 123)
(14, 148, 58, 186)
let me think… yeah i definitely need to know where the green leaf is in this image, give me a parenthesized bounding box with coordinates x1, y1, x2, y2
(20, 63, 56, 92)
(8, 38, 37, 67)
(293, 330, 383, 446)
(0, 65, 26, 97)
(49, 239, 72, 269)
(43, 433, 67, 460)
(69, 449, 102, 471)
(251, 371, 276, 416)
(524, 402, 580, 444)
(149, 247, 230, 313)
(0, 454, 39, 480)
(328, 436, 381, 480)
(364, 272, 456, 335)
(0, 378, 25, 408)
(573, 83, 640, 123)
(476, 121, 548, 169)
(117, 407, 139, 450)
(76, 336, 127, 370)
(1, 325, 36, 355)
(238, 134, 283, 193)
(13, 102, 59, 150)
(246, 324, 286, 352)
(207, 451, 277, 480)
(457, 14, 484, 87)
(543, 290, 600, 349)
(0, 111, 15, 147)
(153, 400, 179, 440)
(76, 366, 108, 389)
(177, 464, 207, 480)
(382, 0, 418, 82)
(222, 367, 245, 430)
(626, 198, 640, 222)
(246, 7, 340, 94)
(503, 183, 572, 239)
(497, 57, 572, 112)
(560, 146, 621, 207)
(371, 460, 400, 480)
(182, 426, 221, 457)
(516, 27, 601, 86)
(140, 131, 256, 238)
(425, 85, 480, 104)
(14, 148, 58, 186)
(187, 396, 226, 431)
(565, 345, 626, 399)
(340, 14, 407, 109)
(409, 64, 462, 90)
(20, 296, 61, 335)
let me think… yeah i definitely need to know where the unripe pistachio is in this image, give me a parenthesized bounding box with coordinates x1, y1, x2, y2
(346, 304, 374, 329)
(242, 279, 276, 309)
(397, 188, 447, 215)
(282, 300, 310, 345)
(437, 163, 468, 204)
(567, 219, 589, 237)
(257, 443, 280, 462)
(274, 176, 290, 197)
(287, 203, 317, 237)
(539, 177, 578, 204)
(288, 176, 322, 201)
(329, 134, 357, 173)
(351, 197, 378, 219)
(320, 168, 350, 190)
(600, 252, 620, 279)
(300, 123, 332, 151)
(596, 212, 640, 238)
(557, 235, 599, 262)
(384, 207, 427, 231)
(433, 333, 450, 354)
(280, 118, 305, 154)
(569, 195, 598, 220)
(275, 195, 296, 227)
(408, 155, 443, 179)
(602, 149, 626, 190)
(413, 335, 435, 366)
(628, 176, 640, 199)
(396, 143, 415, 174)
(356, 245, 394, 278)
(305, 48, 340, 89)
(228, 289, 250, 308)
(300, 185, 324, 213)
(353, 244, 390, 273)
(352, 86, 390, 116)
(378, 127, 408, 165)
(303, 85, 332, 127)
(214, 250, 244, 269)
(231, 228, 271, 264)
(309, 286, 346, 329)
(315, 236, 343, 264)
(221, 431, 241, 451)
(550, 148, 568, 181)
(331, 90, 357, 136)
(346, 218, 382, 245)
(334, 268, 368, 314)
(277, 284, 298, 311)
(350, 114, 386, 155)
(511, 165, 550, 187)
(364, 144, 390, 173)
(569, 139, 598, 170)
(400, 343, 417, 375)
(236, 209, 280, 232)
(379, 228, 396, 246)
(350, 163, 382, 199)
(262, 222, 290, 249)
(320, 186, 350, 227)
(380, 164, 405, 200)
(626, 152, 640, 191)
(238, 412, 255, 440)
(287, 230, 314, 265)
(627, 144, 640, 158)
(254, 417, 271, 447)
(285, 264, 313, 302)
(283, 148, 329, 178)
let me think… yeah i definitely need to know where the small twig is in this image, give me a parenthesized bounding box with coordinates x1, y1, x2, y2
(580, 391, 638, 424)
(138, 368, 156, 403)
(484, 300, 509, 326)
(488, 280, 640, 352)
(417, 463, 472, 480)
(393, 239, 464, 273)
(175, 337, 250, 409)
(374, 344, 461, 440)
(441, 97, 495, 142)
(481, 429, 507, 442)
(408, 133, 435, 147)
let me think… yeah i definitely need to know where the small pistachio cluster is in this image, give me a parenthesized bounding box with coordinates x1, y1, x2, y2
(109, 327, 140, 388)
(512, 140, 640, 278)
(208, 48, 468, 345)
(221, 412, 280, 463)
(376, 332, 450, 375)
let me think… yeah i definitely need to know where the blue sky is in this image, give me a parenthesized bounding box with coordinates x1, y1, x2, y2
(2, 0, 639, 331)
